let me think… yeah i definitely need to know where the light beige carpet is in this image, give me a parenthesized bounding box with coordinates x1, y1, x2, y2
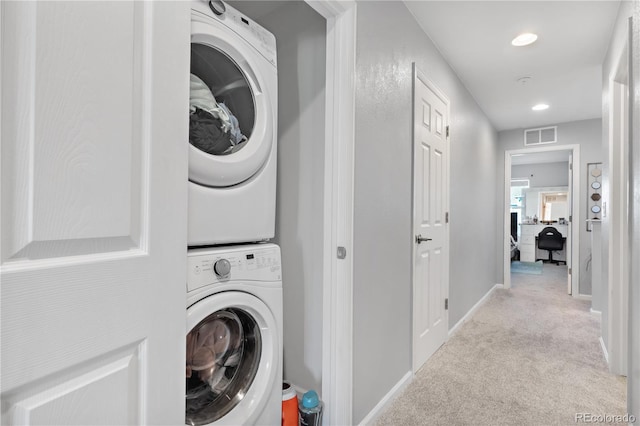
(375, 264, 627, 425)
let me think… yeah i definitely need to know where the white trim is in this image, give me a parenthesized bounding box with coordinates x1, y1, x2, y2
(411, 65, 451, 373)
(574, 294, 593, 301)
(357, 371, 413, 426)
(607, 40, 630, 377)
(590, 308, 602, 318)
(309, 1, 357, 425)
(449, 284, 503, 338)
(503, 144, 581, 298)
(600, 336, 609, 365)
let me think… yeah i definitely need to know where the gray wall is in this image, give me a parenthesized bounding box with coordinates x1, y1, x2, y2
(228, 1, 327, 394)
(512, 162, 569, 188)
(353, 2, 498, 422)
(497, 119, 603, 296)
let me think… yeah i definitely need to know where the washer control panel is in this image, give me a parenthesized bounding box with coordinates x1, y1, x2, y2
(188, 244, 281, 292)
(213, 258, 231, 277)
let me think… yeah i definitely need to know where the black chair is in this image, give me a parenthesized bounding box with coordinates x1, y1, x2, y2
(537, 226, 565, 264)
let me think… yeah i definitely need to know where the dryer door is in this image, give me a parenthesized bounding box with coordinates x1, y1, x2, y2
(186, 291, 278, 425)
(189, 19, 274, 188)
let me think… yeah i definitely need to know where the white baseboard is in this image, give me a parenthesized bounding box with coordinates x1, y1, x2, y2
(590, 308, 602, 318)
(574, 293, 593, 301)
(358, 371, 413, 426)
(599, 336, 609, 364)
(449, 284, 503, 338)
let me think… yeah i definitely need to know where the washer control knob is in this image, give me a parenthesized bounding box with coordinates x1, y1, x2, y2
(214, 259, 231, 277)
(209, 0, 226, 16)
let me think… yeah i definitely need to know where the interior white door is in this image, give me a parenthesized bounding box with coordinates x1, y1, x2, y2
(1, 2, 189, 424)
(567, 155, 573, 294)
(412, 66, 450, 373)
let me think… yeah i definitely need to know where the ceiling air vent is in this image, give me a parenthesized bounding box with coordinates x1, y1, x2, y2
(524, 126, 557, 146)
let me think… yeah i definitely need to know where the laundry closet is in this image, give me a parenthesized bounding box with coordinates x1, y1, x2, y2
(227, 0, 328, 396)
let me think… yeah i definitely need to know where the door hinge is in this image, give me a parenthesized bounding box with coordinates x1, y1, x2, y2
(569, 215, 572, 223)
(337, 246, 346, 259)
(569, 268, 572, 275)
(445, 212, 449, 223)
(446, 126, 450, 138)
(445, 298, 449, 310)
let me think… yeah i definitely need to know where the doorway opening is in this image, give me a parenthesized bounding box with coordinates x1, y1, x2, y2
(504, 145, 580, 296)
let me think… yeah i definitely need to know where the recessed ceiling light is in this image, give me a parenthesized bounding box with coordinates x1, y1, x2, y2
(532, 103, 549, 111)
(512, 33, 538, 47)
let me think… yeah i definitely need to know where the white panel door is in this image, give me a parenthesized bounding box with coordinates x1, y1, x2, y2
(412, 66, 450, 373)
(1, 2, 190, 424)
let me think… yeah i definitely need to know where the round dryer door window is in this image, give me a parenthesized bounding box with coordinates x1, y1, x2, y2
(186, 308, 261, 425)
(189, 33, 274, 188)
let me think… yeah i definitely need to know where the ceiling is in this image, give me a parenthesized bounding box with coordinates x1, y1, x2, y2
(404, 1, 621, 131)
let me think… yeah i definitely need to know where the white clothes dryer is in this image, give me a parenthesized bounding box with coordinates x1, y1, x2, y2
(188, 1, 278, 246)
(186, 244, 282, 426)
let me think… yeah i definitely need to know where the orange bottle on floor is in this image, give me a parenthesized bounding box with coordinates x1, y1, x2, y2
(282, 381, 298, 426)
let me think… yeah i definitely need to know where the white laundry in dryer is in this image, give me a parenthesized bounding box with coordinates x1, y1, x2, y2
(188, 0, 277, 246)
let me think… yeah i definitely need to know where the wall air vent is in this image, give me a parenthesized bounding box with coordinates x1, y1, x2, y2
(524, 126, 557, 146)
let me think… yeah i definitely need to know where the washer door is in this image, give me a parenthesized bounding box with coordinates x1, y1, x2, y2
(190, 19, 273, 188)
(186, 291, 278, 426)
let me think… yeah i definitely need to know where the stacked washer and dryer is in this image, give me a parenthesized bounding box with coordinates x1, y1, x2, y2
(185, 1, 282, 425)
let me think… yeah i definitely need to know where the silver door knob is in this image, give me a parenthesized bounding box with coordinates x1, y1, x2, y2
(415, 234, 432, 244)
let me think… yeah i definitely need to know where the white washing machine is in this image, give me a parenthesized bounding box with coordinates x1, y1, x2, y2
(188, 0, 278, 246)
(186, 244, 282, 425)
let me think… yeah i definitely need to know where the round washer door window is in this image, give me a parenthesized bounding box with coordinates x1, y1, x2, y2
(186, 292, 278, 426)
(189, 25, 274, 188)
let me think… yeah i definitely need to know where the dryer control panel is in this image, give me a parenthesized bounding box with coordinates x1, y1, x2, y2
(194, 1, 277, 68)
(187, 244, 281, 292)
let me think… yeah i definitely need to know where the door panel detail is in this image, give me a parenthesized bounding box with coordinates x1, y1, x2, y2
(4, 342, 145, 425)
(1, 2, 150, 265)
(421, 144, 430, 224)
(422, 102, 431, 129)
(417, 251, 430, 338)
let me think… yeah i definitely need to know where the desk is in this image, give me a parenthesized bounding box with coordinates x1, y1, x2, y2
(520, 224, 568, 263)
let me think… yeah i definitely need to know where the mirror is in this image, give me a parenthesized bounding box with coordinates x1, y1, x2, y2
(523, 186, 569, 222)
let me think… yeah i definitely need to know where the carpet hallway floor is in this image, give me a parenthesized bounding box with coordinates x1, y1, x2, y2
(375, 264, 627, 425)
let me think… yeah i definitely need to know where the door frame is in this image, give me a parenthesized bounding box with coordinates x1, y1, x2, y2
(411, 64, 451, 373)
(606, 29, 630, 377)
(503, 144, 581, 295)
(628, 8, 640, 417)
(305, 1, 356, 425)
